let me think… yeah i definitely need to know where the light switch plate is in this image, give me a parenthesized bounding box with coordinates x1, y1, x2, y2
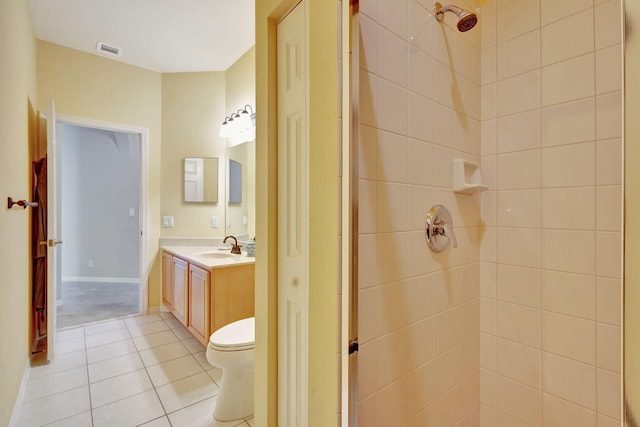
(211, 216, 219, 228)
(162, 216, 174, 227)
(242, 215, 248, 225)
(129, 208, 135, 217)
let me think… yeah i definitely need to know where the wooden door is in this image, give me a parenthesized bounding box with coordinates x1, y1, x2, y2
(277, 2, 309, 425)
(45, 97, 62, 360)
(172, 257, 188, 326)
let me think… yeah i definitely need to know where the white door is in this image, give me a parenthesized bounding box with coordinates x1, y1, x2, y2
(277, 2, 308, 426)
(46, 97, 62, 360)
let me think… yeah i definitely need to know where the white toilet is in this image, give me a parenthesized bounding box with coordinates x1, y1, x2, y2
(206, 317, 255, 422)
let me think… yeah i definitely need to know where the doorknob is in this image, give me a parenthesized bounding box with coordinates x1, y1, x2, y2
(39, 239, 63, 247)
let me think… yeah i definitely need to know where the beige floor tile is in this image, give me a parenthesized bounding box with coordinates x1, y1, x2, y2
(88, 352, 144, 383)
(133, 330, 180, 351)
(84, 319, 127, 336)
(56, 327, 85, 343)
(167, 396, 218, 427)
(92, 389, 165, 427)
(24, 366, 88, 403)
(156, 371, 219, 413)
(55, 337, 86, 355)
(85, 328, 131, 348)
(172, 326, 194, 340)
(146, 354, 204, 387)
(43, 411, 92, 427)
(164, 316, 183, 329)
(90, 368, 153, 408)
(18, 386, 90, 427)
(139, 417, 172, 427)
(139, 341, 190, 367)
(29, 349, 86, 379)
(183, 336, 206, 353)
(86, 338, 137, 364)
(159, 310, 174, 320)
(193, 350, 213, 370)
(125, 313, 163, 327)
(127, 319, 170, 338)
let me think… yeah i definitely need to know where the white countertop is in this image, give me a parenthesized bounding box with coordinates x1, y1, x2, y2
(162, 245, 255, 270)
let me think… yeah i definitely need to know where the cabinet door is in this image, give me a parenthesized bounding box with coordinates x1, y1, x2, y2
(211, 264, 255, 334)
(161, 252, 174, 310)
(172, 257, 188, 326)
(188, 264, 210, 346)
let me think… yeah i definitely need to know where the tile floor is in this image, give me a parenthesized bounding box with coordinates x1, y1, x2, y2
(16, 312, 254, 427)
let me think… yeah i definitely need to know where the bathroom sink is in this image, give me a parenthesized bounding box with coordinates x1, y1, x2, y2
(197, 252, 237, 259)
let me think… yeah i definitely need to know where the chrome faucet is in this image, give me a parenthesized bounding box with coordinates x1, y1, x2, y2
(223, 235, 242, 255)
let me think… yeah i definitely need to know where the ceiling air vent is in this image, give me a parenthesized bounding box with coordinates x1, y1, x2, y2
(96, 42, 123, 57)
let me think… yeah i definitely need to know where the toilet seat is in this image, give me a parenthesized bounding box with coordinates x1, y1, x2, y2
(209, 317, 255, 352)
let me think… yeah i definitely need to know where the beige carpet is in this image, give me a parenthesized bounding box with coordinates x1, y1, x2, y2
(57, 281, 139, 329)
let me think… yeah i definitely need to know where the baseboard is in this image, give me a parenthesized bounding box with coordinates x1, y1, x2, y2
(147, 305, 162, 315)
(9, 359, 31, 427)
(62, 276, 139, 284)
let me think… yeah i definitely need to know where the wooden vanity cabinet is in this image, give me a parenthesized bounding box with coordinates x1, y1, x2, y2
(189, 263, 255, 346)
(172, 257, 189, 326)
(161, 252, 174, 311)
(161, 250, 255, 346)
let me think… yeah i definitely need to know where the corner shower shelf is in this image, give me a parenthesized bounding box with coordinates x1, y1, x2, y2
(453, 159, 488, 195)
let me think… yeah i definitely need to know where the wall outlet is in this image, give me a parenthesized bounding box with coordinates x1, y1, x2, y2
(227, 216, 232, 228)
(211, 216, 219, 228)
(242, 215, 248, 225)
(162, 216, 174, 227)
(88, 259, 94, 268)
(129, 208, 135, 217)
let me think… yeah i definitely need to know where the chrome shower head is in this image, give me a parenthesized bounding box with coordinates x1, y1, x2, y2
(435, 2, 478, 32)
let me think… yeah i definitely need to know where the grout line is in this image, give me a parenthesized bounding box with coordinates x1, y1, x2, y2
(81, 326, 96, 426)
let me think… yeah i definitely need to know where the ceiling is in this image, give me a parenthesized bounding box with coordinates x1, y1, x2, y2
(28, 0, 255, 73)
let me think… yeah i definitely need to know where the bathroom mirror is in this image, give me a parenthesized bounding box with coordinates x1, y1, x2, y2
(225, 141, 255, 237)
(184, 157, 219, 203)
(229, 159, 242, 203)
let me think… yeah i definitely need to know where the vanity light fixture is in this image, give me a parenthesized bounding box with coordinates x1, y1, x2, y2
(219, 116, 234, 138)
(219, 105, 256, 142)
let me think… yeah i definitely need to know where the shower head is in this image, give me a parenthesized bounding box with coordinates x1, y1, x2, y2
(435, 2, 478, 32)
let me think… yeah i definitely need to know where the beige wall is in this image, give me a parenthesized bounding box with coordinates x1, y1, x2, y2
(161, 71, 227, 237)
(255, 0, 340, 425)
(225, 47, 256, 239)
(36, 40, 164, 306)
(0, 0, 37, 424)
(358, 0, 483, 424)
(480, 0, 622, 424)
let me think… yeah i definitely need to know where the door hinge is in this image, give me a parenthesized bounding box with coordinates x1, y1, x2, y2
(349, 339, 359, 355)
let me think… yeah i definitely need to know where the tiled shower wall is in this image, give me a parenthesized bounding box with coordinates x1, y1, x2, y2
(357, 0, 623, 426)
(479, 0, 623, 425)
(357, 0, 484, 425)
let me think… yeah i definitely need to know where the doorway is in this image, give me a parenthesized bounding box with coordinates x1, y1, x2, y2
(56, 121, 143, 328)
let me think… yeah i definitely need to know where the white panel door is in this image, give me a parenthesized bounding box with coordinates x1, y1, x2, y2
(46, 97, 62, 360)
(277, 2, 308, 426)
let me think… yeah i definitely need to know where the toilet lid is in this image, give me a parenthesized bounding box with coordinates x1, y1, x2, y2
(209, 317, 255, 351)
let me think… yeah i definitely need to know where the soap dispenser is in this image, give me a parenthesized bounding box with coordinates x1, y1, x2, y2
(246, 238, 255, 257)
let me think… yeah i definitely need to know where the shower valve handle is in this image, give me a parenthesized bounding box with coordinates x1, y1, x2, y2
(425, 205, 457, 252)
(443, 222, 458, 248)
